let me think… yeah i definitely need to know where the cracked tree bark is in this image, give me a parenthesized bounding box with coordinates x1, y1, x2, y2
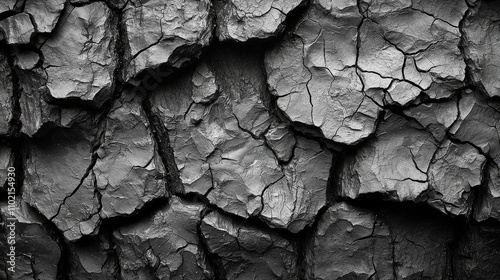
(1, 0, 500, 279)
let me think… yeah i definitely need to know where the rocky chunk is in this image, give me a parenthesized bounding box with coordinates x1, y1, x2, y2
(94, 90, 166, 219)
(475, 164, 500, 222)
(427, 140, 486, 216)
(0, 13, 35, 44)
(113, 197, 211, 280)
(201, 211, 298, 280)
(150, 48, 331, 230)
(381, 204, 456, 279)
(40, 2, 117, 107)
(0, 51, 12, 136)
(462, 0, 500, 97)
(122, 0, 213, 82)
(403, 98, 458, 141)
(450, 90, 500, 166)
(454, 223, 500, 279)
(339, 112, 438, 201)
(265, 0, 382, 145)
(261, 136, 333, 232)
(67, 235, 118, 279)
(359, 0, 467, 100)
(0, 200, 61, 280)
(264, 122, 296, 162)
(311, 202, 393, 280)
(23, 116, 99, 241)
(24, 0, 66, 33)
(214, 0, 303, 42)
(14, 48, 40, 70)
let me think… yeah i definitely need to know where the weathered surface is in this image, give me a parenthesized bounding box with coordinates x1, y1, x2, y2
(215, 0, 303, 42)
(40, 2, 117, 107)
(122, 0, 213, 81)
(150, 48, 332, 231)
(0, 200, 61, 280)
(0, 51, 12, 135)
(462, 0, 500, 97)
(261, 136, 333, 232)
(201, 211, 298, 280)
(2, 0, 500, 278)
(339, 113, 438, 201)
(311, 202, 393, 280)
(265, 0, 382, 145)
(113, 197, 211, 280)
(94, 90, 166, 219)
(427, 140, 486, 216)
(0, 13, 35, 44)
(475, 164, 500, 222)
(23, 118, 98, 241)
(24, 0, 66, 34)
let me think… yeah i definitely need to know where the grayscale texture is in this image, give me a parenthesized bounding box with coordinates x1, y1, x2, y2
(0, 0, 499, 279)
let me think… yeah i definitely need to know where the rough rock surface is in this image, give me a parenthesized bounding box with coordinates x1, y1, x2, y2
(339, 112, 438, 201)
(40, 2, 117, 107)
(201, 210, 298, 279)
(1, 0, 500, 279)
(0, 200, 61, 280)
(113, 197, 211, 280)
(214, 0, 303, 42)
(150, 47, 333, 232)
(94, 90, 166, 219)
(122, 0, 213, 82)
(0, 50, 12, 135)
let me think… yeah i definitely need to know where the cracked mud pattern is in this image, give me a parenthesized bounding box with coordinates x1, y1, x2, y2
(0, 0, 500, 279)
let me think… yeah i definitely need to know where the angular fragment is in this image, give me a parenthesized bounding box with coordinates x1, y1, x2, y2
(14, 48, 40, 70)
(67, 235, 118, 279)
(23, 124, 95, 225)
(339, 112, 438, 201)
(94, 90, 166, 219)
(311, 202, 393, 280)
(462, 0, 500, 97)
(450, 90, 500, 166)
(0, 200, 61, 280)
(0, 13, 35, 44)
(403, 98, 458, 140)
(41, 2, 117, 107)
(122, 0, 213, 81)
(264, 122, 296, 162)
(201, 211, 298, 280)
(24, 0, 66, 33)
(53, 173, 101, 241)
(0, 51, 12, 135)
(427, 140, 486, 216)
(191, 62, 218, 104)
(454, 223, 500, 279)
(113, 197, 211, 280)
(265, 0, 381, 145)
(261, 136, 333, 232)
(215, 0, 303, 41)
